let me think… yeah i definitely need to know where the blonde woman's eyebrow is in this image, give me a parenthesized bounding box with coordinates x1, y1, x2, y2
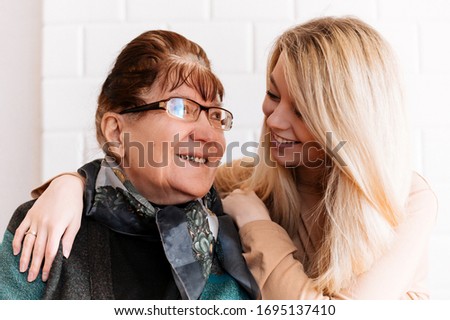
(269, 75, 279, 92)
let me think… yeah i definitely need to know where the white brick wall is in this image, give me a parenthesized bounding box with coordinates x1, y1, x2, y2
(127, 0, 209, 21)
(3, 0, 450, 299)
(43, 26, 83, 77)
(44, 0, 123, 23)
(212, 0, 295, 20)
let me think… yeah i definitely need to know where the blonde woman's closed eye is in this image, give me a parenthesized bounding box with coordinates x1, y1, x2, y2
(292, 106, 303, 118)
(266, 90, 302, 118)
(266, 90, 280, 101)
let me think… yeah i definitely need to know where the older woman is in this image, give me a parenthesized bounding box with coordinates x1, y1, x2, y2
(0, 30, 258, 300)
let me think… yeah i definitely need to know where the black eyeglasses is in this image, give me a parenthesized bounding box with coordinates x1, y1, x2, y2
(119, 97, 233, 131)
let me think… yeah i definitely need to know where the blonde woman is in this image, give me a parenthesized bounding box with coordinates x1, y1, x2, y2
(217, 16, 437, 299)
(11, 17, 437, 299)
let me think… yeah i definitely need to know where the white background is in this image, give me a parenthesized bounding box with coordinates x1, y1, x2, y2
(0, 0, 449, 299)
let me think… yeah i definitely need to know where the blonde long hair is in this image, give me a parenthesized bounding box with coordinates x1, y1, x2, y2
(216, 17, 412, 295)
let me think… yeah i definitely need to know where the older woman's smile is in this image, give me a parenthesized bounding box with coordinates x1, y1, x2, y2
(177, 153, 208, 164)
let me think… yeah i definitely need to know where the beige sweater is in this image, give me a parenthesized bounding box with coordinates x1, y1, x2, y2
(237, 173, 437, 299)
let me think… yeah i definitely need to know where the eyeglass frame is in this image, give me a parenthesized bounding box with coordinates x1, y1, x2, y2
(119, 97, 233, 131)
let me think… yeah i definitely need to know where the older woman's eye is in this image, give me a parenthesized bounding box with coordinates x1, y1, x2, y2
(209, 109, 223, 121)
(266, 90, 280, 101)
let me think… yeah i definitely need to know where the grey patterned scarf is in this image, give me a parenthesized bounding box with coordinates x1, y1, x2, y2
(92, 157, 219, 298)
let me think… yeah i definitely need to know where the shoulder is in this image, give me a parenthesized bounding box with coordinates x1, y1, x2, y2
(0, 228, 45, 299)
(410, 172, 434, 194)
(408, 172, 437, 207)
(406, 172, 438, 222)
(6, 200, 36, 234)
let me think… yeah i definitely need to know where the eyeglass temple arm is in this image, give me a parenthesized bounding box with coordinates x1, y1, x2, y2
(119, 103, 163, 114)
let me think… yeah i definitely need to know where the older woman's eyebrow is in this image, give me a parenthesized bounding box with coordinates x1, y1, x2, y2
(167, 94, 222, 107)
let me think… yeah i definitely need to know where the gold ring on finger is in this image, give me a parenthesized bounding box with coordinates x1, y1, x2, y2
(25, 230, 37, 237)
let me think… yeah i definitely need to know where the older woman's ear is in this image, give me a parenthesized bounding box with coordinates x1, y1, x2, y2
(101, 112, 125, 159)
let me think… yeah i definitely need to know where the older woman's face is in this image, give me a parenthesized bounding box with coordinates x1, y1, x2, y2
(120, 84, 226, 205)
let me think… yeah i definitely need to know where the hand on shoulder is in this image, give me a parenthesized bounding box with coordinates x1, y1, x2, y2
(222, 189, 271, 229)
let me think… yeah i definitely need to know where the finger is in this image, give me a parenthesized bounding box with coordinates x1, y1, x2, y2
(41, 229, 64, 281)
(61, 219, 81, 259)
(12, 216, 31, 255)
(19, 227, 38, 273)
(28, 229, 48, 282)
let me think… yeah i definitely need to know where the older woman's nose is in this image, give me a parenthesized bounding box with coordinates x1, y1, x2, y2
(192, 111, 222, 142)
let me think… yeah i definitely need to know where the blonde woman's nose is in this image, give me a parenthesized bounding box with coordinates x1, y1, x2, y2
(265, 103, 291, 131)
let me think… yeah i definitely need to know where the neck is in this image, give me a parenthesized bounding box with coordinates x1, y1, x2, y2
(295, 165, 327, 193)
(121, 167, 198, 206)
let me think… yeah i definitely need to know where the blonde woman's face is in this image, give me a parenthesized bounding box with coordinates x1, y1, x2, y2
(262, 55, 324, 168)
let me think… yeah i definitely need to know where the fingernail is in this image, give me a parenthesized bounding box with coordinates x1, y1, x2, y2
(19, 263, 26, 273)
(63, 249, 70, 259)
(27, 271, 35, 282)
(13, 248, 19, 255)
(42, 272, 48, 282)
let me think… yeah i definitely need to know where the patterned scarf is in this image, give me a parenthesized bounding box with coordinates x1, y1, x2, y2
(91, 157, 219, 298)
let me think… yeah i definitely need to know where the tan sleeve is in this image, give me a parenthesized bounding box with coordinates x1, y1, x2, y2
(239, 172, 438, 300)
(30, 172, 85, 199)
(239, 220, 330, 299)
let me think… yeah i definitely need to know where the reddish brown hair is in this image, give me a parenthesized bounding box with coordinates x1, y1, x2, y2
(96, 30, 224, 145)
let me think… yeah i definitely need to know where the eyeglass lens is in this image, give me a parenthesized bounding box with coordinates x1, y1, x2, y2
(165, 98, 232, 130)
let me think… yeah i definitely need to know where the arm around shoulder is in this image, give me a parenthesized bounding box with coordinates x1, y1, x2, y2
(31, 172, 85, 199)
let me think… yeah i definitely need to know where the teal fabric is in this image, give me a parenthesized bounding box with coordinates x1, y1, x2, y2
(0, 227, 248, 300)
(200, 273, 249, 300)
(0, 230, 45, 299)
(199, 241, 249, 300)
